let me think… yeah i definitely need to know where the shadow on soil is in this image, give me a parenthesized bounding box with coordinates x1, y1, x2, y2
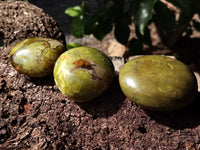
(145, 92, 200, 130)
(76, 75, 126, 118)
(28, 75, 55, 87)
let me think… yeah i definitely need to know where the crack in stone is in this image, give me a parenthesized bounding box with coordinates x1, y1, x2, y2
(71, 59, 102, 80)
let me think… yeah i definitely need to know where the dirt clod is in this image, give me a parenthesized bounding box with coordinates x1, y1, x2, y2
(0, 1, 66, 47)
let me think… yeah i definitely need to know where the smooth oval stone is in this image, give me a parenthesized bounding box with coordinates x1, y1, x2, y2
(9, 37, 65, 77)
(53, 46, 115, 102)
(119, 55, 197, 111)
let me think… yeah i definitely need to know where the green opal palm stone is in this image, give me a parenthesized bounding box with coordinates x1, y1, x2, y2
(53, 46, 115, 102)
(119, 55, 197, 111)
(9, 37, 65, 77)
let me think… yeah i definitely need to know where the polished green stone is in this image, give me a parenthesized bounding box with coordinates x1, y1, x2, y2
(119, 55, 197, 111)
(9, 37, 65, 77)
(53, 46, 115, 102)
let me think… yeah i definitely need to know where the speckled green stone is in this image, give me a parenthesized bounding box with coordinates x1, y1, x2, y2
(9, 37, 65, 77)
(119, 55, 197, 111)
(53, 46, 115, 102)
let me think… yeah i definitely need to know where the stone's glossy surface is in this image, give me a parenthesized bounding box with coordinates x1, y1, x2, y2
(119, 55, 198, 111)
(53, 46, 115, 102)
(9, 37, 65, 77)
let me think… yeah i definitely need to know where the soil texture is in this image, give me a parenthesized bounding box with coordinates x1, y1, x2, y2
(0, 1, 66, 47)
(1, 0, 200, 150)
(1, 45, 200, 149)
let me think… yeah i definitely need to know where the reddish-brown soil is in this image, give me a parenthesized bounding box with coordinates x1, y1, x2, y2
(1, 45, 200, 149)
(1, 0, 200, 150)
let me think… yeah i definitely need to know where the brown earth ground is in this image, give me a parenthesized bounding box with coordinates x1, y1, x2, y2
(1, 0, 200, 149)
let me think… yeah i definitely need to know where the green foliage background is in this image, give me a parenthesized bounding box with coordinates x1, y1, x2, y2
(66, 0, 200, 55)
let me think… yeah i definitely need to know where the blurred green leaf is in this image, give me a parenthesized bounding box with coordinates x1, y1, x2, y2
(84, 16, 113, 40)
(84, 15, 99, 35)
(135, 0, 158, 35)
(67, 43, 82, 49)
(136, 26, 152, 46)
(128, 38, 144, 55)
(93, 20, 113, 41)
(65, 6, 83, 17)
(193, 19, 200, 32)
(72, 17, 84, 37)
(154, 1, 175, 36)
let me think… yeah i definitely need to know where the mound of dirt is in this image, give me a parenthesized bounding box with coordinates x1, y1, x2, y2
(0, 1, 66, 47)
